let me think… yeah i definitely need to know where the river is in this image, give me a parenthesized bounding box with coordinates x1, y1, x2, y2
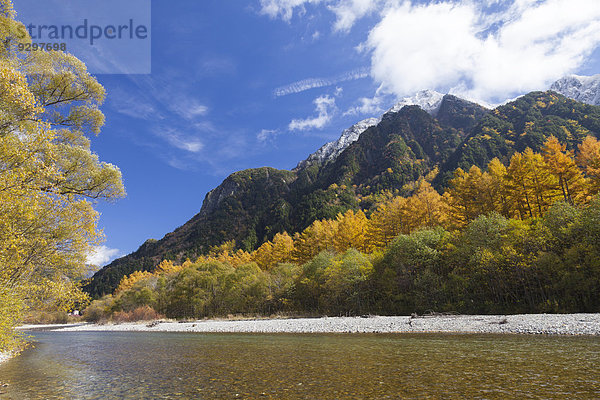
(0, 331, 599, 399)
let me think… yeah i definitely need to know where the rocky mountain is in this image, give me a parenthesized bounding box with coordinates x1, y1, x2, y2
(85, 91, 600, 297)
(295, 90, 446, 170)
(295, 117, 379, 170)
(385, 89, 445, 115)
(551, 74, 600, 106)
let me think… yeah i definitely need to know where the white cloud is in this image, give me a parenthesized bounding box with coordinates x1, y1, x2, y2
(260, 0, 381, 30)
(259, 0, 329, 21)
(329, 0, 382, 32)
(367, 0, 600, 102)
(344, 94, 387, 116)
(257, 129, 280, 143)
(86, 245, 120, 266)
(261, 0, 600, 104)
(289, 94, 337, 130)
(274, 67, 369, 96)
(109, 88, 159, 120)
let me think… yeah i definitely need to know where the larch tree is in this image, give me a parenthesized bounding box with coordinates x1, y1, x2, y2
(542, 136, 587, 205)
(292, 219, 338, 264)
(446, 166, 497, 226)
(332, 209, 368, 253)
(364, 196, 409, 251)
(505, 150, 555, 219)
(252, 232, 294, 270)
(576, 136, 600, 197)
(403, 179, 447, 231)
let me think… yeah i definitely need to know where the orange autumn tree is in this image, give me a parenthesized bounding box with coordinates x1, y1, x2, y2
(252, 232, 294, 270)
(576, 136, 600, 196)
(365, 196, 409, 251)
(292, 219, 339, 264)
(505, 148, 557, 219)
(542, 136, 587, 205)
(332, 210, 369, 253)
(445, 165, 499, 226)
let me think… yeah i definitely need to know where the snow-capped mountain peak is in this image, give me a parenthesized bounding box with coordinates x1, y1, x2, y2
(386, 89, 445, 116)
(296, 89, 453, 170)
(295, 117, 380, 170)
(550, 74, 600, 106)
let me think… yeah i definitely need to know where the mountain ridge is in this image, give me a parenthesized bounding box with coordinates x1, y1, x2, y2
(86, 86, 600, 297)
(295, 89, 449, 170)
(551, 74, 600, 106)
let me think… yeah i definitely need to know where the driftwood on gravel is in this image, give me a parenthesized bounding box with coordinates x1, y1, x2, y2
(411, 310, 461, 318)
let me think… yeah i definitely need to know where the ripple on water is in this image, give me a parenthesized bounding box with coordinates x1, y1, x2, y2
(0, 332, 598, 399)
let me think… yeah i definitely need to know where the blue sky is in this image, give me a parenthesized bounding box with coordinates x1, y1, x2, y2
(11, 0, 600, 266)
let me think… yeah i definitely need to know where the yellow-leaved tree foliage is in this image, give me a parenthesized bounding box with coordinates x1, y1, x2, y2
(0, 0, 125, 352)
(195, 240, 253, 267)
(577, 136, 600, 196)
(252, 232, 294, 270)
(366, 179, 446, 249)
(443, 136, 596, 227)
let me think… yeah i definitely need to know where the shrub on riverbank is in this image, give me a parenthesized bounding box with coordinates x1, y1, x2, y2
(112, 306, 164, 323)
(22, 311, 82, 325)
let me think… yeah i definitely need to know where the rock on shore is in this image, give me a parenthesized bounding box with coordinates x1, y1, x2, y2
(47, 314, 600, 335)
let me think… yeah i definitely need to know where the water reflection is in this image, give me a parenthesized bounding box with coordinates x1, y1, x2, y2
(0, 331, 599, 399)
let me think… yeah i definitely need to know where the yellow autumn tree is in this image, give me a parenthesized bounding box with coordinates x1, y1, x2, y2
(332, 209, 368, 253)
(577, 136, 600, 197)
(365, 196, 409, 251)
(154, 259, 186, 276)
(542, 136, 587, 204)
(403, 179, 447, 230)
(505, 148, 558, 219)
(292, 219, 338, 264)
(486, 158, 511, 217)
(252, 232, 294, 270)
(114, 271, 154, 295)
(445, 166, 499, 226)
(0, 0, 124, 351)
(196, 240, 253, 267)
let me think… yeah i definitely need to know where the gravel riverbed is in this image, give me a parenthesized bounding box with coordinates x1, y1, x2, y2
(35, 313, 600, 335)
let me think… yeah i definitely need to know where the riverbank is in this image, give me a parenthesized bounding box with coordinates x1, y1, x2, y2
(29, 313, 600, 335)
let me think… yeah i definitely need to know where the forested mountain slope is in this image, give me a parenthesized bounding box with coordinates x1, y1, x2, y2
(85, 91, 600, 297)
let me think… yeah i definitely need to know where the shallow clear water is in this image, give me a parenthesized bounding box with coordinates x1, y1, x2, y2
(0, 331, 599, 399)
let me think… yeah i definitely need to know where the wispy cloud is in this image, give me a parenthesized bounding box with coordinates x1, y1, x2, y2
(328, 0, 384, 32)
(173, 101, 209, 120)
(108, 87, 160, 121)
(274, 67, 369, 97)
(259, 0, 380, 31)
(289, 94, 336, 130)
(155, 128, 204, 153)
(259, 0, 329, 21)
(257, 129, 280, 143)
